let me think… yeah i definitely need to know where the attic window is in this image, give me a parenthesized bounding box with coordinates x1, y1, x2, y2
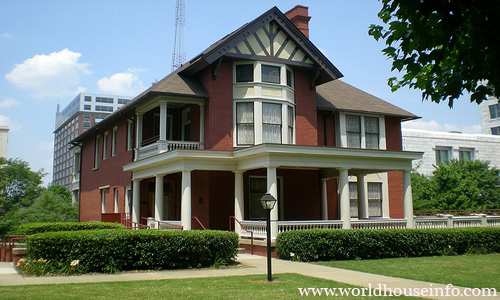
(236, 64, 254, 82)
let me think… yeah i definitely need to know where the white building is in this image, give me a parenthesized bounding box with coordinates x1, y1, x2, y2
(402, 129, 500, 175)
(0, 126, 8, 159)
(479, 97, 500, 135)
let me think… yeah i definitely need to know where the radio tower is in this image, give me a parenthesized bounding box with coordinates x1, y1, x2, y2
(171, 0, 186, 71)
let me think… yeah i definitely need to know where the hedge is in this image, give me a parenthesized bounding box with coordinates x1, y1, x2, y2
(26, 229, 239, 273)
(17, 222, 124, 235)
(275, 227, 500, 262)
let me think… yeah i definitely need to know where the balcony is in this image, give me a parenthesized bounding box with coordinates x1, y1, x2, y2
(136, 138, 203, 160)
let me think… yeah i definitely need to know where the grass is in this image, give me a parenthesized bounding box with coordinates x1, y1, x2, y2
(315, 254, 500, 290)
(0, 273, 421, 300)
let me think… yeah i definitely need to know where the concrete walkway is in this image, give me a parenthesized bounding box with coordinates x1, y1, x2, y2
(1, 256, 498, 300)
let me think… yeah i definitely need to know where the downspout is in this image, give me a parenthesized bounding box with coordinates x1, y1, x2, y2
(120, 112, 136, 219)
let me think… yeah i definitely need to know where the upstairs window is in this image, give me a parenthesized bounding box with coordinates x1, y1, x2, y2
(262, 103, 282, 143)
(236, 64, 254, 82)
(489, 104, 500, 119)
(492, 126, 500, 135)
(94, 135, 100, 169)
(346, 115, 361, 148)
(103, 132, 108, 160)
(261, 65, 280, 84)
(364, 117, 379, 149)
(112, 127, 118, 156)
(236, 102, 254, 145)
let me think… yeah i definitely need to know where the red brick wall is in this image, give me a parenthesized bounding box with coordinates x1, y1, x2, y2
(317, 112, 336, 147)
(198, 61, 233, 150)
(191, 170, 210, 229)
(208, 171, 234, 230)
(294, 69, 318, 146)
(385, 116, 403, 151)
(385, 116, 404, 218)
(79, 118, 132, 222)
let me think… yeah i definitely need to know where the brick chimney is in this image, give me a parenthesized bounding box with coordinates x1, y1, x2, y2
(284, 5, 311, 38)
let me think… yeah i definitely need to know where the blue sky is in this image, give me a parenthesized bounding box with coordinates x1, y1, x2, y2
(0, 0, 481, 184)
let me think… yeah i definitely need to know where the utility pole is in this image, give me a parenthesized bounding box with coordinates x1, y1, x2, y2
(172, 0, 186, 71)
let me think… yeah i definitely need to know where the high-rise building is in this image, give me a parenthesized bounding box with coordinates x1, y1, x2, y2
(0, 126, 9, 159)
(53, 93, 132, 195)
(479, 97, 500, 135)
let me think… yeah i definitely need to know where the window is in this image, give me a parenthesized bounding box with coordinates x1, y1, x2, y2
(84, 105, 91, 110)
(364, 117, 379, 149)
(103, 132, 108, 160)
(435, 147, 450, 165)
(112, 127, 118, 156)
(346, 115, 361, 148)
(94, 135, 100, 169)
(349, 182, 359, 218)
(101, 189, 106, 213)
(84, 96, 91, 102)
(459, 148, 473, 161)
(182, 108, 191, 141)
(127, 121, 134, 151)
(261, 65, 280, 84)
(113, 188, 118, 213)
(236, 64, 254, 82)
(83, 121, 91, 128)
(118, 98, 130, 104)
(249, 177, 281, 220)
(288, 106, 294, 143)
(95, 105, 113, 112)
(286, 69, 293, 87)
(492, 126, 500, 135)
(489, 104, 500, 119)
(83, 113, 91, 119)
(236, 102, 254, 145)
(96, 97, 114, 103)
(368, 183, 382, 217)
(262, 103, 282, 143)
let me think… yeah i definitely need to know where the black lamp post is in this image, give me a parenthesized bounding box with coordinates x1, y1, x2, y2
(260, 193, 277, 282)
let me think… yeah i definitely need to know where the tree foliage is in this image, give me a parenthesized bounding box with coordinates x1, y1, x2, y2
(412, 159, 500, 210)
(369, 0, 500, 107)
(0, 157, 45, 217)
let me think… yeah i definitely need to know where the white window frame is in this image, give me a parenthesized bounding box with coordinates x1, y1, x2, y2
(339, 113, 386, 150)
(435, 146, 451, 165)
(94, 135, 100, 169)
(113, 187, 119, 213)
(103, 131, 108, 160)
(127, 120, 134, 151)
(112, 126, 118, 157)
(459, 147, 474, 161)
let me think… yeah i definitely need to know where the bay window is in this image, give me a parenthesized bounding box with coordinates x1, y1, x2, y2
(262, 103, 282, 143)
(236, 102, 254, 145)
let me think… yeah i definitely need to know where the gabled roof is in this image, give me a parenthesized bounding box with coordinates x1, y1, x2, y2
(180, 6, 343, 85)
(316, 80, 419, 121)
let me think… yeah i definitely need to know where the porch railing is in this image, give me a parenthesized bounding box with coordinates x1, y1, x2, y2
(136, 140, 203, 160)
(351, 219, 407, 229)
(229, 217, 254, 255)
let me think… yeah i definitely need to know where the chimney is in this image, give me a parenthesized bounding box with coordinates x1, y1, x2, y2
(284, 5, 311, 38)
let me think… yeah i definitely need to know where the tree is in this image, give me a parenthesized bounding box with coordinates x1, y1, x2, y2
(0, 157, 45, 217)
(369, 0, 500, 107)
(412, 159, 500, 211)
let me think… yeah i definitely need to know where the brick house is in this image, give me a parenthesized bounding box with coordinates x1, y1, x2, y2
(72, 5, 422, 238)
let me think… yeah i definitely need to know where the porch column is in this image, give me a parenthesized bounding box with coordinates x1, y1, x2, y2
(199, 103, 205, 148)
(403, 171, 415, 228)
(136, 113, 143, 148)
(154, 175, 164, 221)
(357, 175, 368, 219)
(267, 166, 279, 239)
(321, 178, 328, 220)
(159, 101, 168, 141)
(132, 179, 141, 224)
(339, 168, 351, 229)
(181, 170, 192, 230)
(234, 171, 244, 234)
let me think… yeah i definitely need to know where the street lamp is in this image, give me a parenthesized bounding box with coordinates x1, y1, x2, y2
(260, 193, 277, 282)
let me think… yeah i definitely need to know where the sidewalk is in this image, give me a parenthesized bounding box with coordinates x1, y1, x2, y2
(1, 256, 498, 300)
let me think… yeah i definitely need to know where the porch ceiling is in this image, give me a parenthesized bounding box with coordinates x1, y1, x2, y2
(124, 144, 422, 180)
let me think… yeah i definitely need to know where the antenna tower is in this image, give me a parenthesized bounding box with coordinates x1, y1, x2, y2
(172, 0, 186, 71)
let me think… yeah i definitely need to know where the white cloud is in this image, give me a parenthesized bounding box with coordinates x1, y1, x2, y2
(5, 48, 90, 99)
(0, 115, 23, 131)
(1, 33, 13, 39)
(402, 120, 481, 134)
(97, 68, 145, 97)
(0, 98, 21, 108)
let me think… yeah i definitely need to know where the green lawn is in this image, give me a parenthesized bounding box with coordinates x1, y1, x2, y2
(315, 254, 500, 290)
(0, 273, 420, 300)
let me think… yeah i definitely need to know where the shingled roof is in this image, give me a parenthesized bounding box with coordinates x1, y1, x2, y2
(316, 79, 419, 121)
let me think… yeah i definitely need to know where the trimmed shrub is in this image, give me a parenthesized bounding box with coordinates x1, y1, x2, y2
(17, 222, 124, 235)
(26, 229, 238, 273)
(275, 227, 500, 262)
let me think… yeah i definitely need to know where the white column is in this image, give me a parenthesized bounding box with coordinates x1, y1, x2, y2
(321, 178, 328, 220)
(136, 113, 143, 148)
(181, 170, 192, 230)
(267, 167, 278, 239)
(234, 171, 244, 234)
(159, 102, 168, 141)
(132, 179, 141, 225)
(339, 168, 351, 229)
(199, 103, 205, 148)
(357, 175, 368, 219)
(403, 171, 414, 228)
(154, 175, 164, 221)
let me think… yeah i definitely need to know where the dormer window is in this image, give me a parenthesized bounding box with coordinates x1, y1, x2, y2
(342, 114, 385, 150)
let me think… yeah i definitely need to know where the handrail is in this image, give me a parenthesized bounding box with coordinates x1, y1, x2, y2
(229, 216, 254, 255)
(141, 217, 183, 230)
(122, 218, 150, 229)
(192, 216, 206, 230)
(1, 235, 27, 262)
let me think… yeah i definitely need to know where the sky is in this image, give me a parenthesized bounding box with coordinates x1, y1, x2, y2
(0, 0, 482, 184)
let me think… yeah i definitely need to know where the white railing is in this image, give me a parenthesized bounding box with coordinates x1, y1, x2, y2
(351, 219, 407, 229)
(145, 217, 182, 230)
(136, 140, 202, 160)
(279, 220, 343, 232)
(415, 218, 448, 229)
(486, 216, 500, 227)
